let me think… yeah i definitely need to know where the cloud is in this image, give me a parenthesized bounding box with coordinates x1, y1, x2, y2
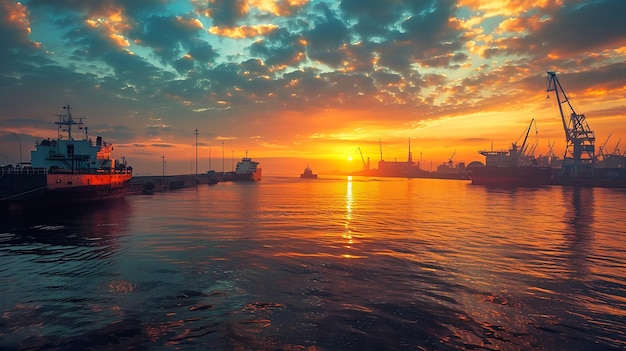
(248, 27, 306, 68)
(1, 0, 625, 173)
(134, 15, 207, 63)
(209, 23, 278, 38)
(303, 4, 351, 67)
(205, 0, 247, 27)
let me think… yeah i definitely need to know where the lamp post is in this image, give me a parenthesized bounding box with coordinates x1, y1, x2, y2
(11, 133, 21, 165)
(161, 155, 166, 192)
(194, 127, 199, 181)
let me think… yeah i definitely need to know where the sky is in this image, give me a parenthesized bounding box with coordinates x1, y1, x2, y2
(1, 0, 625, 176)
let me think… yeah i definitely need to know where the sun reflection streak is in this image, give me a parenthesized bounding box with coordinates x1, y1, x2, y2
(342, 176, 354, 258)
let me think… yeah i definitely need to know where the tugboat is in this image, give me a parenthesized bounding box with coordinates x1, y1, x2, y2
(300, 164, 318, 179)
(0, 105, 133, 208)
(231, 150, 262, 181)
(467, 119, 552, 186)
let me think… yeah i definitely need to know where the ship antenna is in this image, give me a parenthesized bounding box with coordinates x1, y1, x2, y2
(65, 105, 72, 141)
(55, 104, 79, 141)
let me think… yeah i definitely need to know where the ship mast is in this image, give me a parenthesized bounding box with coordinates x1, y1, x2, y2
(55, 104, 84, 141)
(546, 71, 595, 177)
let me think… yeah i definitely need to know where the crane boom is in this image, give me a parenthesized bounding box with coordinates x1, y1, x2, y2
(356, 147, 368, 170)
(448, 150, 456, 164)
(546, 71, 595, 176)
(516, 118, 537, 156)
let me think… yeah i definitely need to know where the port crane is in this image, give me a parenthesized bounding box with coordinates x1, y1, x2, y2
(612, 138, 621, 156)
(547, 140, 557, 160)
(597, 133, 612, 161)
(516, 118, 537, 156)
(356, 147, 369, 170)
(546, 71, 595, 176)
(447, 150, 456, 167)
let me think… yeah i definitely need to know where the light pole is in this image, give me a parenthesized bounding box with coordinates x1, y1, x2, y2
(221, 142, 224, 174)
(11, 133, 21, 165)
(161, 155, 166, 191)
(194, 127, 199, 180)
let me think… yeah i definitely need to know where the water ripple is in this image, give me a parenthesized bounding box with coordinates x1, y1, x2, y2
(1, 178, 625, 350)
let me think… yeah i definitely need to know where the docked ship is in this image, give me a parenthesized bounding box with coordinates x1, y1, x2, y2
(0, 105, 133, 208)
(434, 150, 469, 180)
(300, 164, 318, 179)
(231, 151, 262, 181)
(352, 139, 431, 178)
(467, 119, 552, 186)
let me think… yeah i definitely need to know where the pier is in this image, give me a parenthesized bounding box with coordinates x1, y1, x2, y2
(128, 174, 220, 194)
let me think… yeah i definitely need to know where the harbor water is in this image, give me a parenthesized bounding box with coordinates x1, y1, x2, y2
(1, 176, 625, 350)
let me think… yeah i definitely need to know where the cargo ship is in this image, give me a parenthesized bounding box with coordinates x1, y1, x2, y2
(467, 119, 553, 186)
(0, 105, 133, 208)
(467, 162, 552, 186)
(352, 139, 431, 178)
(434, 150, 469, 180)
(231, 151, 262, 181)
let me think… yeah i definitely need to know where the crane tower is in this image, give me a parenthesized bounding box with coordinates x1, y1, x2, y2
(546, 71, 595, 177)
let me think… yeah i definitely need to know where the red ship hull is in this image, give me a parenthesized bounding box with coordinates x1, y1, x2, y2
(1, 171, 132, 207)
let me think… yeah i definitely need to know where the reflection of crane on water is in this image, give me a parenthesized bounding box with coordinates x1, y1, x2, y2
(546, 71, 595, 176)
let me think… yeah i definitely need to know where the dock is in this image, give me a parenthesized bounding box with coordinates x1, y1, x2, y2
(128, 174, 220, 194)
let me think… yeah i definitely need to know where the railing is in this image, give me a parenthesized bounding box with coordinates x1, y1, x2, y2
(1, 166, 132, 175)
(0, 167, 48, 175)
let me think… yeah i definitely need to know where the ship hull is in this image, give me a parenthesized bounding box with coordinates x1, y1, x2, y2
(231, 169, 262, 181)
(552, 167, 626, 188)
(467, 166, 552, 186)
(1, 172, 132, 207)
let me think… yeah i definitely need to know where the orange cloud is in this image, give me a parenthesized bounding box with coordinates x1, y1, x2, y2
(209, 24, 278, 38)
(496, 14, 543, 34)
(4, 0, 29, 30)
(248, 0, 309, 16)
(85, 6, 132, 48)
(458, 0, 563, 17)
(177, 16, 204, 30)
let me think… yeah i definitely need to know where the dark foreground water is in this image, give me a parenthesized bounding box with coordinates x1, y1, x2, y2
(1, 176, 625, 350)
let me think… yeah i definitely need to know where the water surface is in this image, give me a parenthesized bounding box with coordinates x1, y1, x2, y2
(1, 176, 625, 350)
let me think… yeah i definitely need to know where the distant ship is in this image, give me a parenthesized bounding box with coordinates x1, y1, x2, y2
(300, 164, 318, 179)
(0, 105, 133, 208)
(434, 150, 469, 180)
(352, 139, 431, 178)
(231, 151, 262, 181)
(467, 119, 552, 186)
(434, 161, 469, 180)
